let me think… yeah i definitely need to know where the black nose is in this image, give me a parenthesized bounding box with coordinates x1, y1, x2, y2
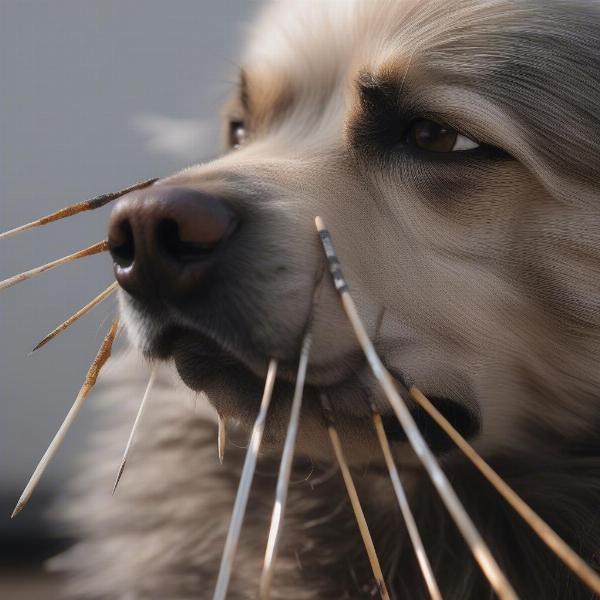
(108, 186, 236, 301)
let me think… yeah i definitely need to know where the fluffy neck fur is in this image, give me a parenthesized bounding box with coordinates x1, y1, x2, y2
(51, 354, 600, 599)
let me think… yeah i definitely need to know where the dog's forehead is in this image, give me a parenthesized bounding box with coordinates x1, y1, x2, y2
(242, 0, 528, 85)
(236, 0, 425, 139)
(244, 0, 418, 85)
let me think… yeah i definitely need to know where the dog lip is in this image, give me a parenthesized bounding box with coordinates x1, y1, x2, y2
(143, 318, 364, 388)
(144, 325, 481, 452)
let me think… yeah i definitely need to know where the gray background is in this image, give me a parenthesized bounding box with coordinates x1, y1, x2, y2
(0, 0, 260, 588)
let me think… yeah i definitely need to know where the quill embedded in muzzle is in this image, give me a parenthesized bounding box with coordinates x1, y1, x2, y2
(320, 393, 391, 600)
(259, 333, 312, 600)
(409, 387, 600, 596)
(372, 412, 442, 600)
(315, 216, 519, 600)
(217, 413, 227, 465)
(213, 359, 278, 600)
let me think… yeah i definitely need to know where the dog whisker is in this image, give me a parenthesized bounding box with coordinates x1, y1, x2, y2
(112, 369, 157, 495)
(213, 359, 278, 600)
(320, 393, 391, 600)
(259, 333, 312, 600)
(11, 319, 119, 518)
(301, 497, 347, 530)
(315, 217, 519, 600)
(217, 413, 227, 465)
(307, 461, 339, 488)
(409, 386, 600, 596)
(0, 178, 158, 241)
(30, 282, 118, 353)
(289, 458, 314, 485)
(372, 412, 442, 600)
(0, 240, 109, 293)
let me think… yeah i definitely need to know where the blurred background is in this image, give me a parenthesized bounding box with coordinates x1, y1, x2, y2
(0, 1, 259, 597)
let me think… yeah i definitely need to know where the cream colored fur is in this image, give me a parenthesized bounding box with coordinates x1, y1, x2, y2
(53, 1, 600, 597)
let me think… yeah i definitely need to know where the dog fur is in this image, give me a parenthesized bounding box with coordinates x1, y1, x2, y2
(52, 1, 600, 598)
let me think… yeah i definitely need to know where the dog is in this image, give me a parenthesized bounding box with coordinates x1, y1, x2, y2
(51, 0, 600, 598)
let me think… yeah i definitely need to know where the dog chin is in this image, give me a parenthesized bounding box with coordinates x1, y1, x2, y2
(135, 324, 482, 464)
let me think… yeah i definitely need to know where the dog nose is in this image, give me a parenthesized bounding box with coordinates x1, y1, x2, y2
(108, 186, 236, 300)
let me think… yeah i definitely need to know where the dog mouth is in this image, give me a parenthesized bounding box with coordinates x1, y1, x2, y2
(145, 325, 481, 453)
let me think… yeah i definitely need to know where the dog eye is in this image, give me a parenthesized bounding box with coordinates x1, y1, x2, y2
(229, 120, 247, 149)
(407, 119, 479, 153)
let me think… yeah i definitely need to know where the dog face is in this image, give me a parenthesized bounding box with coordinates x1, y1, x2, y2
(109, 0, 600, 466)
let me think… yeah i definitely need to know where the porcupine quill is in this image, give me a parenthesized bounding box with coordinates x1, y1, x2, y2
(0, 178, 157, 241)
(30, 282, 118, 353)
(0, 240, 109, 292)
(11, 319, 120, 518)
(315, 216, 518, 600)
(112, 369, 158, 495)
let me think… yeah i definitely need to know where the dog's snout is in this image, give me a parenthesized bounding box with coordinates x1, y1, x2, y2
(108, 186, 236, 300)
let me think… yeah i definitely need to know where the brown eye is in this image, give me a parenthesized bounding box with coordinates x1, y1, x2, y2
(408, 119, 479, 153)
(229, 120, 247, 148)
